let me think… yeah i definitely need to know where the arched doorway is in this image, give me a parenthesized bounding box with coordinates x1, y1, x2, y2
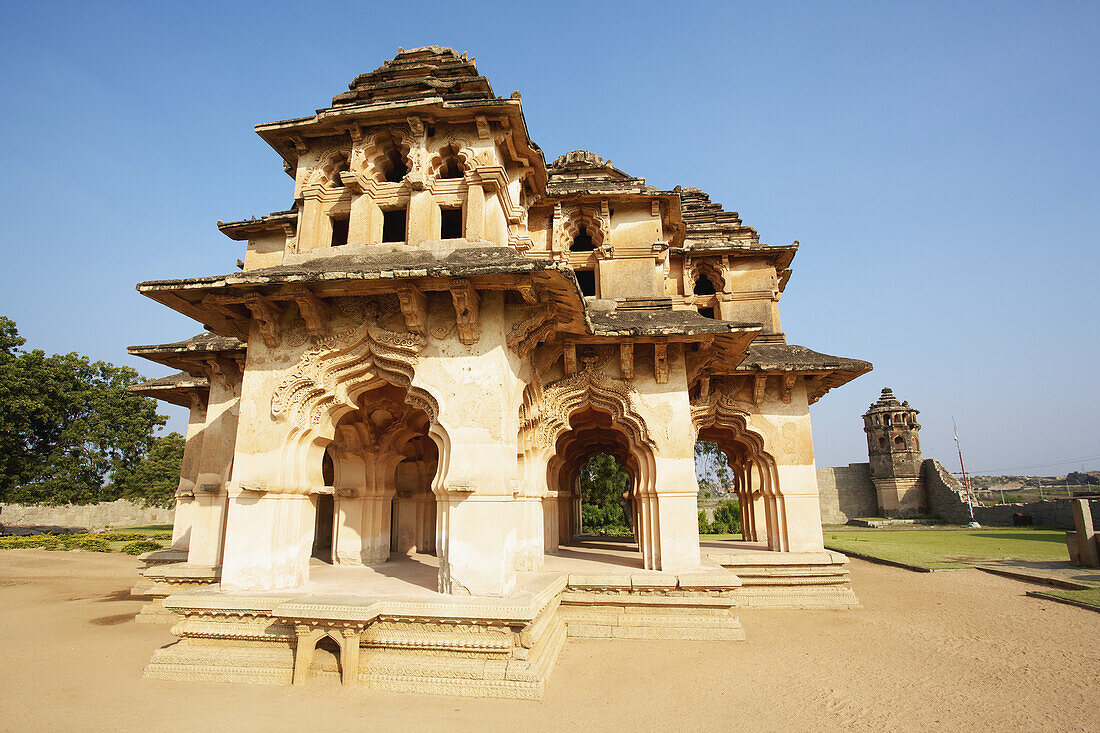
(316, 382, 440, 566)
(696, 422, 780, 549)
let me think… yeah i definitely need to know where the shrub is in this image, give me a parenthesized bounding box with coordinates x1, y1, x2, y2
(76, 536, 110, 552)
(0, 534, 62, 550)
(150, 531, 172, 541)
(98, 531, 149, 542)
(121, 540, 163, 555)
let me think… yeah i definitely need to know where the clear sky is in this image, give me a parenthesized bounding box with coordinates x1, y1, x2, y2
(1, 0, 1097, 476)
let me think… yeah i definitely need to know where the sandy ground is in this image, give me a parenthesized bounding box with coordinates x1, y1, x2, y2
(1, 550, 1097, 733)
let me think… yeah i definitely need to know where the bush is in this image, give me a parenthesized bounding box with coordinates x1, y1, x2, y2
(0, 534, 63, 550)
(581, 502, 628, 532)
(75, 536, 110, 552)
(150, 531, 172, 541)
(121, 540, 163, 555)
(700, 499, 742, 535)
(97, 531, 149, 542)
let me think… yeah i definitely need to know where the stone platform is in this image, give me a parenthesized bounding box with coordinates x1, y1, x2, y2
(145, 539, 857, 698)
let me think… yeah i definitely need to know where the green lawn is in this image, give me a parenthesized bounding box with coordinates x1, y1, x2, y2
(700, 533, 742, 541)
(1033, 587, 1100, 610)
(824, 526, 1069, 570)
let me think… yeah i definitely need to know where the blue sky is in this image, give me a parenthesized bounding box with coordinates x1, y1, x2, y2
(1, 0, 1097, 476)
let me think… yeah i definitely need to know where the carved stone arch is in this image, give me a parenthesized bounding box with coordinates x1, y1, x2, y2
(269, 320, 446, 493)
(687, 257, 726, 295)
(356, 128, 414, 183)
(560, 205, 608, 251)
(528, 362, 654, 454)
(301, 144, 353, 189)
(426, 140, 474, 180)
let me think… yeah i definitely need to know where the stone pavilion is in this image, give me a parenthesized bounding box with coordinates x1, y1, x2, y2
(128, 47, 871, 697)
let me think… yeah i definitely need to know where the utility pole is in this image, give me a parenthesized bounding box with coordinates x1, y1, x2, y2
(953, 418, 976, 523)
(1038, 477, 1044, 501)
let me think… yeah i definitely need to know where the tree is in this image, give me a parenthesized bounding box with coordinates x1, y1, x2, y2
(579, 453, 631, 531)
(695, 440, 733, 497)
(111, 433, 185, 508)
(0, 317, 170, 505)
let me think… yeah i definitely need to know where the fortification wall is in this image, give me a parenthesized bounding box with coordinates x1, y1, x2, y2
(0, 500, 174, 532)
(816, 463, 877, 523)
(972, 498, 1100, 530)
(922, 459, 973, 524)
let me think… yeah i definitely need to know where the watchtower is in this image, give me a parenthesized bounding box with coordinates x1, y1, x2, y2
(863, 387, 925, 516)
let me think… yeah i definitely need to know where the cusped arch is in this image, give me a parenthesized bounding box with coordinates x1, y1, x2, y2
(560, 206, 608, 252)
(356, 129, 413, 183)
(303, 145, 352, 189)
(270, 321, 448, 494)
(426, 141, 474, 180)
(525, 363, 654, 456)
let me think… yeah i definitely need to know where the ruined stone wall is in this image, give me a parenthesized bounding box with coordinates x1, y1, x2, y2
(972, 498, 1100, 530)
(0, 499, 174, 531)
(922, 459, 974, 524)
(816, 463, 877, 523)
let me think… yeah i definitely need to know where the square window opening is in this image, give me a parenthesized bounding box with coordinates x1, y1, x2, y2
(575, 269, 597, 297)
(440, 208, 463, 240)
(330, 215, 349, 247)
(698, 306, 715, 319)
(382, 208, 407, 243)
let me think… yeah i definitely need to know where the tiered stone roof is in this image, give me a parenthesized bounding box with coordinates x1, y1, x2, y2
(678, 187, 762, 248)
(331, 46, 495, 108)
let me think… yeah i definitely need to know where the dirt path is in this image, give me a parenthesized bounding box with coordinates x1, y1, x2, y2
(1, 549, 1097, 732)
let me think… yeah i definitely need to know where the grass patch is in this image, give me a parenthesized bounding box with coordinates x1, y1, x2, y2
(824, 526, 1068, 570)
(113, 524, 173, 532)
(1033, 587, 1100, 610)
(701, 533, 743, 541)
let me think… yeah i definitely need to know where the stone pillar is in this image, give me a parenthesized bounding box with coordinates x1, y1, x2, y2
(348, 194, 375, 245)
(1071, 499, 1099, 567)
(464, 183, 484, 240)
(221, 493, 315, 592)
(775, 464, 825, 552)
(652, 456, 702, 572)
(171, 392, 208, 552)
(333, 493, 365, 565)
(406, 189, 434, 246)
(188, 361, 240, 567)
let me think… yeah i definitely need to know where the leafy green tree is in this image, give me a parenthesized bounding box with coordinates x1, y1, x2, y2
(695, 440, 733, 498)
(111, 432, 185, 508)
(579, 453, 631, 532)
(0, 317, 170, 505)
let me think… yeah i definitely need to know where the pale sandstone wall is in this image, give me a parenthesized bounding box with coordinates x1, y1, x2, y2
(0, 499, 174, 531)
(816, 463, 876, 523)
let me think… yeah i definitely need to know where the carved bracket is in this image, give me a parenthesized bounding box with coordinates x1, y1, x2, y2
(287, 287, 329, 336)
(244, 294, 283, 347)
(396, 284, 428, 336)
(449, 279, 481, 345)
(619, 343, 634, 380)
(654, 341, 669, 384)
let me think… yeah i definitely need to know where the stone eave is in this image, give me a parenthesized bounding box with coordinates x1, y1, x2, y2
(127, 372, 210, 407)
(135, 244, 590, 339)
(254, 97, 547, 192)
(712, 343, 872, 404)
(128, 333, 246, 371)
(218, 211, 298, 241)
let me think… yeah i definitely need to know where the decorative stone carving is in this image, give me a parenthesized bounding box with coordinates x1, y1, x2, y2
(449, 279, 480, 345)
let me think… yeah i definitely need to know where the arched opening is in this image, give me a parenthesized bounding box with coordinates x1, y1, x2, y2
(312, 494, 335, 562)
(696, 421, 781, 550)
(313, 635, 343, 680)
(894, 435, 905, 447)
(695, 440, 740, 537)
(571, 228, 596, 252)
(578, 453, 632, 536)
(314, 382, 440, 566)
(550, 408, 644, 555)
(878, 436, 887, 449)
(328, 154, 349, 188)
(693, 274, 717, 296)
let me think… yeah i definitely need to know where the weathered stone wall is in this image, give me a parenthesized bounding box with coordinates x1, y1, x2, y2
(816, 463, 876, 524)
(922, 459, 974, 524)
(0, 500, 173, 531)
(972, 498, 1100, 530)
